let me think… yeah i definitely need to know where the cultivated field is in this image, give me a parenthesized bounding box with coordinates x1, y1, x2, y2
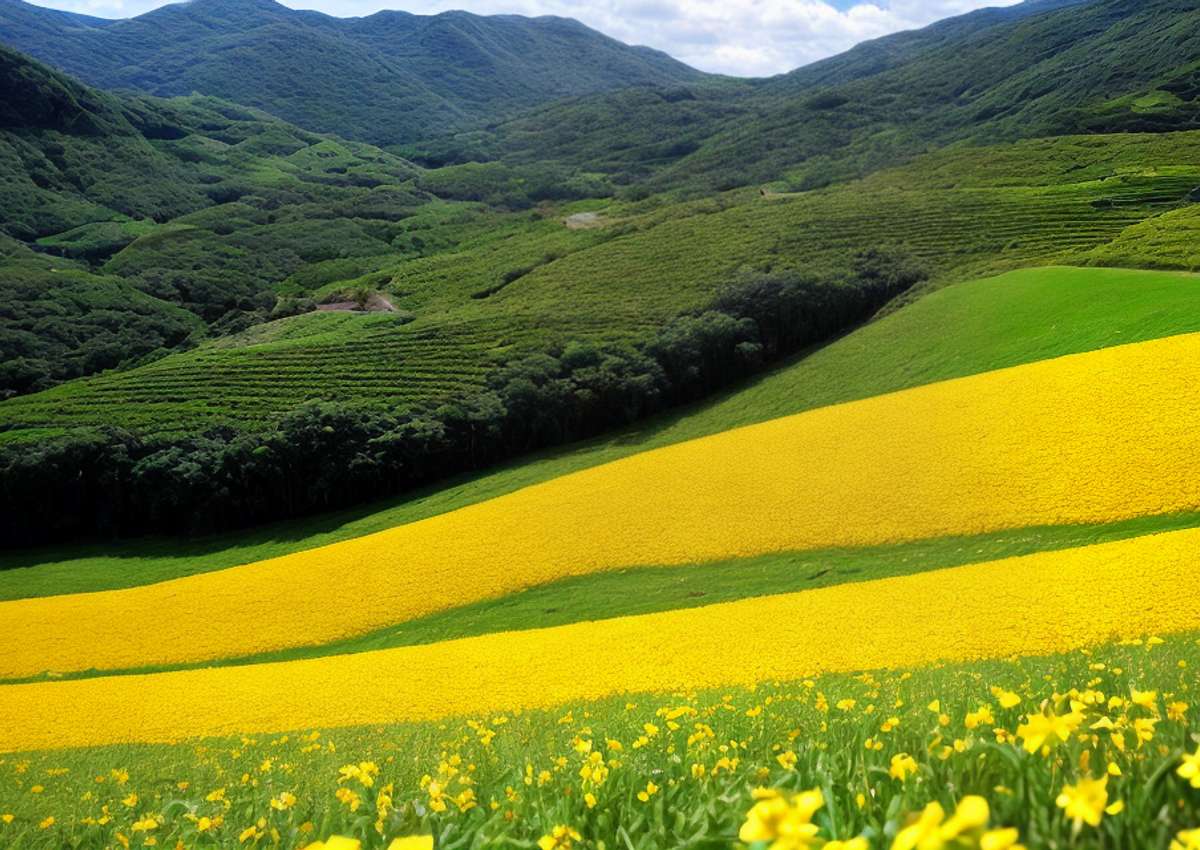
(4, 132, 1200, 443)
(2, 265, 1200, 849)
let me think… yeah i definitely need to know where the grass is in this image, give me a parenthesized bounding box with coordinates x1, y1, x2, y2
(7, 509, 1199, 686)
(3, 264, 1200, 599)
(4, 130, 1200, 442)
(0, 634, 1195, 849)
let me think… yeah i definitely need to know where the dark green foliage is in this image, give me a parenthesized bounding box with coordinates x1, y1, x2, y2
(0, 0, 701, 146)
(0, 261, 203, 398)
(0, 264, 919, 544)
(0, 45, 435, 391)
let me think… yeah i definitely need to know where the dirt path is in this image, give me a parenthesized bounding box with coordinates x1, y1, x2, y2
(316, 292, 398, 313)
(565, 211, 606, 230)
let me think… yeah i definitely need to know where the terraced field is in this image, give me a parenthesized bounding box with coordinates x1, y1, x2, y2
(3, 132, 1200, 442)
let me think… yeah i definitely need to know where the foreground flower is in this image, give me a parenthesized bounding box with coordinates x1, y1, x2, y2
(1056, 776, 1110, 828)
(892, 796, 992, 850)
(538, 825, 581, 850)
(1180, 747, 1200, 789)
(387, 837, 434, 850)
(1017, 706, 1082, 754)
(1171, 829, 1200, 850)
(303, 838, 361, 850)
(889, 753, 919, 781)
(740, 787, 825, 849)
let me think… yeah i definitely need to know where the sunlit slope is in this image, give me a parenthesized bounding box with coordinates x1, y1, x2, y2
(6, 331, 1200, 677)
(5, 266, 1200, 602)
(1, 526, 1196, 751)
(3, 131, 1199, 441)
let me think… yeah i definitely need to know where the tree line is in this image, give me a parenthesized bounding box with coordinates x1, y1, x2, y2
(0, 252, 924, 547)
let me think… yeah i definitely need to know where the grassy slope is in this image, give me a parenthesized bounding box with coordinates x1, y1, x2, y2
(4, 131, 1199, 439)
(4, 265, 1200, 599)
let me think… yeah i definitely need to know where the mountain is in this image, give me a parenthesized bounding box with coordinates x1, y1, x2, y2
(0, 44, 431, 396)
(0, 0, 704, 145)
(4, 0, 1200, 541)
(443, 0, 1200, 192)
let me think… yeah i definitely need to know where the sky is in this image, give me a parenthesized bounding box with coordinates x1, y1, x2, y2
(31, 0, 1021, 76)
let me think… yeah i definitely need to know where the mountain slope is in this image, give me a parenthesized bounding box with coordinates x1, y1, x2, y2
(452, 0, 1200, 193)
(0, 45, 430, 396)
(0, 0, 703, 145)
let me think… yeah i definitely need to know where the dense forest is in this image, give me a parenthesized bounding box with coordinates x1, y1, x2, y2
(0, 254, 924, 543)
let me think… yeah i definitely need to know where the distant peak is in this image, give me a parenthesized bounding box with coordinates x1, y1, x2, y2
(180, 0, 285, 14)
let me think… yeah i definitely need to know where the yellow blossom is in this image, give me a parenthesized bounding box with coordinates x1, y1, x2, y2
(537, 825, 581, 850)
(1056, 775, 1109, 827)
(889, 753, 918, 781)
(386, 838, 434, 850)
(1178, 747, 1200, 789)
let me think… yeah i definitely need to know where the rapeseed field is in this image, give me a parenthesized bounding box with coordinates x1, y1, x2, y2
(7, 331, 1200, 679)
(1, 635, 1196, 849)
(1, 526, 1198, 751)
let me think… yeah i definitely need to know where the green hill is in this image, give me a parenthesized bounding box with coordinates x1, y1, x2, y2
(0, 0, 703, 146)
(4, 130, 1198, 439)
(442, 0, 1200, 193)
(6, 265, 1200, 601)
(0, 45, 436, 397)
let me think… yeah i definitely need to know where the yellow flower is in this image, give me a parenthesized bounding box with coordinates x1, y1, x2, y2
(892, 801, 945, 850)
(965, 707, 994, 730)
(386, 837, 434, 850)
(889, 753, 918, 781)
(1017, 707, 1081, 754)
(537, 825, 581, 850)
(776, 750, 798, 770)
(637, 781, 659, 802)
(39, 816, 55, 830)
(239, 825, 260, 843)
(1056, 775, 1109, 827)
(941, 796, 990, 837)
(1171, 829, 1200, 850)
(892, 796, 993, 850)
(335, 787, 361, 812)
(994, 690, 1022, 710)
(270, 791, 296, 811)
(122, 792, 139, 807)
(739, 788, 825, 848)
(1133, 717, 1157, 747)
(303, 838, 362, 850)
(132, 816, 159, 832)
(825, 839, 869, 850)
(1130, 689, 1158, 711)
(981, 828, 1026, 850)
(1179, 746, 1200, 789)
(1, 814, 13, 825)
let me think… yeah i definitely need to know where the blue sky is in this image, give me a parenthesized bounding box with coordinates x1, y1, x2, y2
(30, 0, 1020, 75)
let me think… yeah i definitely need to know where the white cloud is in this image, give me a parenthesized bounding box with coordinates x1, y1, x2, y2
(29, 0, 1021, 76)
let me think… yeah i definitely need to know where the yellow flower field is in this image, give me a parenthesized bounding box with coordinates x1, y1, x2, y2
(6, 330, 1200, 679)
(1, 525, 1197, 752)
